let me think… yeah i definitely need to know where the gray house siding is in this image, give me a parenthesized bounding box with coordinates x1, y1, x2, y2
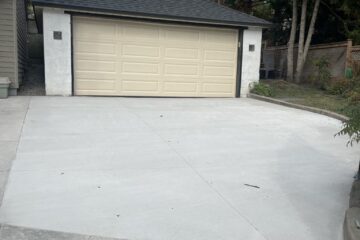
(0, 0, 16, 88)
(0, 0, 27, 91)
(17, 0, 27, 87)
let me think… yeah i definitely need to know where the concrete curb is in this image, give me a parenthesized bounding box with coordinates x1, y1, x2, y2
(350, 180, 360, 208)
(247, 93, 349, 122)
(345, 181, 360, 240)
(343, 208, 360, 240)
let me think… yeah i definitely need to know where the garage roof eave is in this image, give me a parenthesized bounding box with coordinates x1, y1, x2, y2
(32, 1, 272, 29)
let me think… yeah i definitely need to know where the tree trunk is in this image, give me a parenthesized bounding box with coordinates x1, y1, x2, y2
(295, 0, 308, 83)
(286, 0, 298, 81)
(295, 0, 321, 83)
(303, 0, 321, 64)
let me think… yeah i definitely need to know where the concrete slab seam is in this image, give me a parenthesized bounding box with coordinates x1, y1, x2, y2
(0, 97, 31, 207)
(123, 104, 269, 240)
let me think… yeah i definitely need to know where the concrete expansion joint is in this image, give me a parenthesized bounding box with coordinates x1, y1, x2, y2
(0, 97, 31, 207)
(12, 96, 31, 164)
(124, 106, 269, 240)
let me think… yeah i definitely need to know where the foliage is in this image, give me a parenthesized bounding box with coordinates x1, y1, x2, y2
(311, 57, 331, 90)
(335, 59, 360, 177)
(328, 62, 360, 98)
(218, 0, 360, 45)
(348, 91, 360, 104)
(250, 82, 274, 97)
(219, 0, 292, 45)
(337, 106, 360, 146)
(307, 0, 360, 44)
(327, 78, 353, 95)
(349, 30, 360, 46)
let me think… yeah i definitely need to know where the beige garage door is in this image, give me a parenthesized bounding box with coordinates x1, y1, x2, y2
(73, 16, 239, 97)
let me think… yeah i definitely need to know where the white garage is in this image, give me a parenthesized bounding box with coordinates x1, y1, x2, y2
(33, 0, 270, 97)
(74, 17, 238, 97)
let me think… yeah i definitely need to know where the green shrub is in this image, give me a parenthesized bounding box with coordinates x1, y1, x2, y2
(338, 105, 360, 146)
(311, 56, 332, 90)
(328, 78, 354, 95)
(250, 82, 274, 97)
(337, 103, 360, 179)
(346, 88, 360, 104)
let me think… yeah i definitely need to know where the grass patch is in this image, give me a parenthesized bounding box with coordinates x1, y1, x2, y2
(260, 80, 351, 116)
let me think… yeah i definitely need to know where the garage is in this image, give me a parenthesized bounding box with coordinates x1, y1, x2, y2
(33, 0, 270, 97)
(73, 17, 239, 97)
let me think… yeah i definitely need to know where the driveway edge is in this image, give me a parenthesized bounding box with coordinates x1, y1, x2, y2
(0, 224, 124, 240)
(247, 93, 349, 122)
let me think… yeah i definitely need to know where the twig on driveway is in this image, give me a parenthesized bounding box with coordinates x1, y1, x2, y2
(244, 184, 260, 189)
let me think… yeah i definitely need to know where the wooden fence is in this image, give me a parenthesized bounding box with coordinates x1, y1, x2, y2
(352, 45, 360, 63)
(261, 40, 355, 81)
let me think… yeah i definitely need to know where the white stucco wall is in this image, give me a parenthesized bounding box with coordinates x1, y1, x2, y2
(43, 8, 72, 96)
(240, 28, 263, 97)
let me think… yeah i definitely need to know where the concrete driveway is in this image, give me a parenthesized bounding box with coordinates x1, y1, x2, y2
(0, 97, 359, 240)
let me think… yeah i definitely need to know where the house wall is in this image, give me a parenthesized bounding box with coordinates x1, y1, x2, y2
(0, 0, 16, 89)
(43, 8, 72, 96)
(16, 0, 27, 88)
(240, 27, 262, 97)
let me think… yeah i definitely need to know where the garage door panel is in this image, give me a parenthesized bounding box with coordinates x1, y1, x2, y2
(122, 44, 160, 58)
(161, 75, 200, 82)
(164, 64, 199, 76)
(203, 62, 236, 68)
(76, 71, 117, 80)
(203, 66, 235, 77)
(165, 48, 200, 60)
(202, 77, 234, 83)
(119, 58, 161, 65)
(76, 80, 116, 91)
(203, 47, 237, 55)
(75, 53, 117, 62)
(202, 83, 234, 93)
(75, 22, 116, 42)
(120, 72, 161, 79)
(161, 58, 200, 66)
(123, 24, 160, 40)
(76, 60, 116, 72)
(164, 29, 200, 42)
(76, 90, 117, 96)
(74, 16, 238, 97)
(75, 42, 117, 55)
(122, 81, 158, 92)
(204, 50, 236, 61)
(122, 62, 160, 74)
(163, 82, 197, 92)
